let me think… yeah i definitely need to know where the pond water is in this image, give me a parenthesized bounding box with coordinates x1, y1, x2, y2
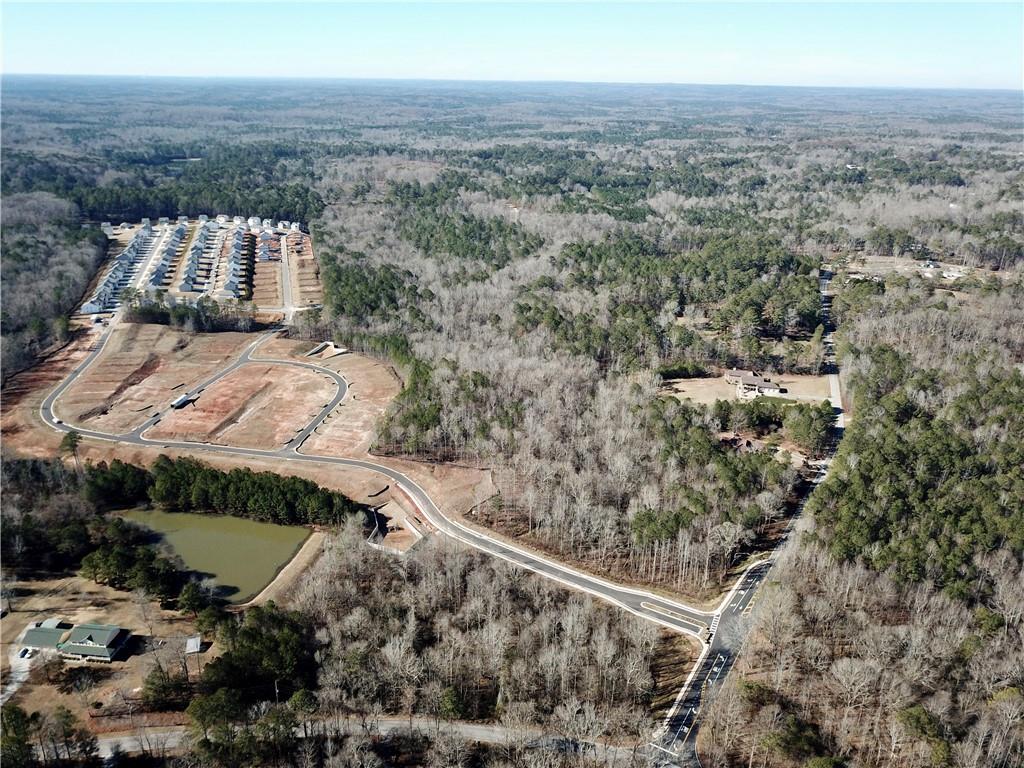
(121, 508, 310, 603)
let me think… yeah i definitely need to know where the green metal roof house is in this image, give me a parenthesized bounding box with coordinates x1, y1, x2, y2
(23, 626, 68, 649)
(58, 623, 130, 662)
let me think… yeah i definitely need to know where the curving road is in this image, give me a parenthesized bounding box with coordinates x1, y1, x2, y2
(39, 326, 715, 639)
(38, 303, 844, 766)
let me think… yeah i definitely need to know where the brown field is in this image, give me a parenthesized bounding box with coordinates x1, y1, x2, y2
(53, 325, 253, 434)
(145, 362, 335, 449)
(251, 259, 282, 308)
(288, 233, 323, 306)
(254, 333, 315, 360)
(662, 376, 736, 405)
(662, 373, 830, 405)
(1, 575, 200, 733)
(1, 328, 104, 458)
(770, 374, 831, 400)
(846, 253, 1014, 284)
(303, 352, 402, 456)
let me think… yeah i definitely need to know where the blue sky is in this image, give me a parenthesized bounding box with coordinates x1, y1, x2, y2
(2, 2, 1021, 90)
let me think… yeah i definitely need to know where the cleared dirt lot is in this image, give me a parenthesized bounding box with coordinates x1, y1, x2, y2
(1, 328, 102, 458)
(145, 362, 335, 449)
(303, 352, 402, 456)
(845, 253, 1017, 288)
(53, 325, 253, 434)
(662, 373, 830, 405)
(251, 259, 283, 307)
(661, 376, 736, 405)
(288, 233, 324, 306)
(770, 374, 830, 400)
(256, 333, 314, 360)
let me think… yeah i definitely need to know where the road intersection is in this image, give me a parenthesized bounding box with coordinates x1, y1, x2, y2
(38, 267, 844, 763)
(40, 327, 715, 638)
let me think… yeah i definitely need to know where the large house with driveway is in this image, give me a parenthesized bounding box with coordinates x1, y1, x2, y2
(23, 618, 130, 662)
(724, 368, 785, 399)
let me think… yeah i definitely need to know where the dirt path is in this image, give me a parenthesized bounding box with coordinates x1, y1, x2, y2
(1, 627, 32, 705)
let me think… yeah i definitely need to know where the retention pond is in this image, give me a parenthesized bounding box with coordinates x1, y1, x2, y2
(121, 508, 310, 603)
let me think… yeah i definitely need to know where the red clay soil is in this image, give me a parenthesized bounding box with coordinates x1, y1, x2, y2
(146, 362, 335, 449)
(303, 352, 401, 456)
(53, 325, 254, 435)
(1, 327, 104, 457)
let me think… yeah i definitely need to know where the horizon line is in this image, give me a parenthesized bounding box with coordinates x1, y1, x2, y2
(3, 71, 1021, 94)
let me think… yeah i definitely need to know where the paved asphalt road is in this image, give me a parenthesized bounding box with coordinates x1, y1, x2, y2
(39, 273, 845, 765)
(39, 327, 713, 638)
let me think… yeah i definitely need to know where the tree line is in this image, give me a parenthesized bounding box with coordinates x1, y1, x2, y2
(2, 455, 367, 594)
(0, 193, 107, 380)
(699, 278, 1024, 768)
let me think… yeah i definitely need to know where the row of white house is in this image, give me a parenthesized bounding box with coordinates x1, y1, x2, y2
(178, 221, 214, 293)
(146, 223, 188, 293)
(80, 225, 154, 313)
(86, 215, 301, 311)
(213, 227, 249, 299)
(103, 215, 302, 235)
(214, 214, 301, 233)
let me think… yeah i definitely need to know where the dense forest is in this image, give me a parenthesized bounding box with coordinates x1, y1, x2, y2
(1, 77, 1022, 767)
(101, 522, 666, 766)
(0, 193, 106, 379)
(2, 143, 325, 225)
(699, 278, 1024, 767)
